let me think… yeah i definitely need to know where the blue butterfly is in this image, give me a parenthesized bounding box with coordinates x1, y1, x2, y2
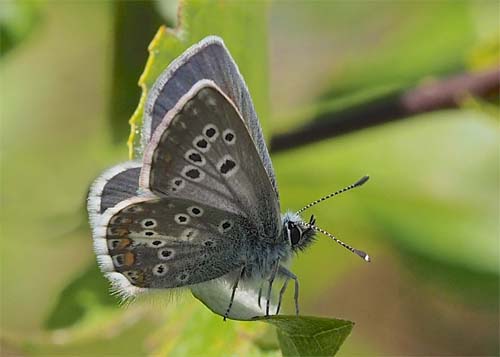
(88, 36, 370, 320)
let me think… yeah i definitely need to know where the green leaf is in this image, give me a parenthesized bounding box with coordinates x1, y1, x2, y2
(44, 263, 120, 330)
(0, 0, 41, 57)
(261, 315, 354, 356)
(127, 0, 269, 158)
(152, 303, 279, 356)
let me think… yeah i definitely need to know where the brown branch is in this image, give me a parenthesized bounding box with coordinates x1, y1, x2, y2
(270, 68, 500, 153)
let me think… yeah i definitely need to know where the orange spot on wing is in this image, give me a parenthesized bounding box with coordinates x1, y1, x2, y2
(111, 228, 130, 237)
(124, 252, 135, 266)
(117, 238, 132, 249)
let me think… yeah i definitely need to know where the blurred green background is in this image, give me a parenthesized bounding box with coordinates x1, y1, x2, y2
(1, 0, 498, 356)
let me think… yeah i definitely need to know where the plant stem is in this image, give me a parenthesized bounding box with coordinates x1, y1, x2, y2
(270, 68, 499, 153)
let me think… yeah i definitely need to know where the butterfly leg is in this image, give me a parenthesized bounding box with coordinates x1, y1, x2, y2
(266, 258, 281, 316)
(223, 265, 246, 321)
(278, 266, 300, 316)
(257, 282, 264, 308)
(275, 276, 290, 315)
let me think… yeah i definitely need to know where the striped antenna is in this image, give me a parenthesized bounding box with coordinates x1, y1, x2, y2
(296, 175, 369, 215)
(303, 222, 371, 262)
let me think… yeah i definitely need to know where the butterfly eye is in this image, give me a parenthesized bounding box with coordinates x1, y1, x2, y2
(287, 222, 302, 246)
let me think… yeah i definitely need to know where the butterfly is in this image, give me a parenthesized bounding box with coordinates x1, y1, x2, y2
(87, 36, 370, 320)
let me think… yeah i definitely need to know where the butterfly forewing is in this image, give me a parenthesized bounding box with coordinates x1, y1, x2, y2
(141, 80, 281, 242)
(103, 197, 247, 289)
(87, 162, 142, 228)
(143, 36, 279, 198)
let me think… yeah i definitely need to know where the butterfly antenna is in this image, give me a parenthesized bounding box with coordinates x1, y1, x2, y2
(296, 175, 369, 215)
(303, 222, 371, 262)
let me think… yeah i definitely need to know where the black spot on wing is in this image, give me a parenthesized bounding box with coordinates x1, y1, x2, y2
(220, 159, 236, 174)
(186, 168, 200, 179)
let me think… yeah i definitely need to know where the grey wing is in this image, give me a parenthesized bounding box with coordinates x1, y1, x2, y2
(141, 80, 281, 243)
(142, 36, 278, 197)
(93, 196, 247, 293)
(87, 161, 142, 227)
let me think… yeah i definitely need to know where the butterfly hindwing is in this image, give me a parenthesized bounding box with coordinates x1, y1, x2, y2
(97, 196, 247, 290)
(143, 36, 278, 198)
(141, 80, 281, 242)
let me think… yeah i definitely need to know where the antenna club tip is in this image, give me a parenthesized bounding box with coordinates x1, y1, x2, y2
(355, 175, 370, 187)
(353, 249, 371, 262)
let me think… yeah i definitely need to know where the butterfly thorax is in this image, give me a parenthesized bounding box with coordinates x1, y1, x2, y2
(241, 233, 292, 280)
(238, 212, 317, 280)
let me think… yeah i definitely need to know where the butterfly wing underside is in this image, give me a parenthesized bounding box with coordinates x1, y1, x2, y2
(89, 80, 281, 297)
(142, 36, 279, 198)
(94, 196, 247, 292)
(87, 161, 142, 228)
(141, 80, 281, 242)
